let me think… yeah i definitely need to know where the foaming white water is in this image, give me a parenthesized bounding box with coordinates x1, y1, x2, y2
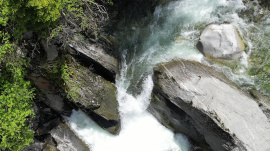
(65, 76, 190, 151)
(63, 0, 261, 150)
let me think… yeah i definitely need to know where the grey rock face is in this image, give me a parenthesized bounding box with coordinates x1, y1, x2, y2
(50, 123, 90, 151)
(150, 60, 270, 151)
(198, 24, 245, 60)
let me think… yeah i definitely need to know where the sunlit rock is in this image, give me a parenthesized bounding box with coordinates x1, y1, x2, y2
(149, 59, 270, 151)
(197, 24, 245, 60)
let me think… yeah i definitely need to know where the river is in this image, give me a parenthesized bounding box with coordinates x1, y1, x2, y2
(64, 0, 269, 150)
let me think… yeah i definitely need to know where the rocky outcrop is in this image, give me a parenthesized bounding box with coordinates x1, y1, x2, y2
(26, 99, 64, 151)
(65, 62, 120, 134)
(69, 41, 118, 82)
(30, 46, 120, 135)
(50, 123, 90, 151)
(197, 24, 245, 60)
(29, 76, 73, 116)
(149, 59, 270, 151)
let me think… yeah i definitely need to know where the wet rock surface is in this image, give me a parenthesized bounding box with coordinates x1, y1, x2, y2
(149, 59, 270, 151)
(197, 24, 245, 60)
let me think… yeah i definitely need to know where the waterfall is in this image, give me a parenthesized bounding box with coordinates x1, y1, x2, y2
(63, 0, 267, 150)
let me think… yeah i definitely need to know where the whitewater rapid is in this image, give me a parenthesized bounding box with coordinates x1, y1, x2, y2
(63, 0, 259, 150)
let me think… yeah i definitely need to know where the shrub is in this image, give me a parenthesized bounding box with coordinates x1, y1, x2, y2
(0, 0, 64, 33)
(0, 31, 35, 151)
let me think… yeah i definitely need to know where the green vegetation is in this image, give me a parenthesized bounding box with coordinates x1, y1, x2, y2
(0, 31, 35, 150)
(0, 0, 63, 149)
(0, 0, 64, 37)
(41, 55, 81, 102)
(48, 0, 112, 46)
(0, 0, 112, 150)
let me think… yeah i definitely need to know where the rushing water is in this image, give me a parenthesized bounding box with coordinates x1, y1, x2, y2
(64, 0, 269, 150)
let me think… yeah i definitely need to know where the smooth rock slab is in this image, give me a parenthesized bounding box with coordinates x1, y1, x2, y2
(198, 24, 245, 60)
(151, 60, 270, 151)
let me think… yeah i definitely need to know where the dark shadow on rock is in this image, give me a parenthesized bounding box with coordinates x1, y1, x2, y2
(71, 49, 116, 83)
(87, 111, 120, 135)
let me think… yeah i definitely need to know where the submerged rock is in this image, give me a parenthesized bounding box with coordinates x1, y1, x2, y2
(197, 24, 245, 60)
(149, 59, 270, 151)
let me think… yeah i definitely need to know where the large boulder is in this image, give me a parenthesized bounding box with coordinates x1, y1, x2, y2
(65, 62, 120, 134)
(149, 59, 270, 151)
(197, 24, 245, 60)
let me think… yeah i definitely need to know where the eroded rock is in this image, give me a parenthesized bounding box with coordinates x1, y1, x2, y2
(197, 24, 245, 60)
(149, 59, 270, 151)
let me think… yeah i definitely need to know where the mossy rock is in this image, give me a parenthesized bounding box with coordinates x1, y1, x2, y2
(62, 55, 120, 134)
